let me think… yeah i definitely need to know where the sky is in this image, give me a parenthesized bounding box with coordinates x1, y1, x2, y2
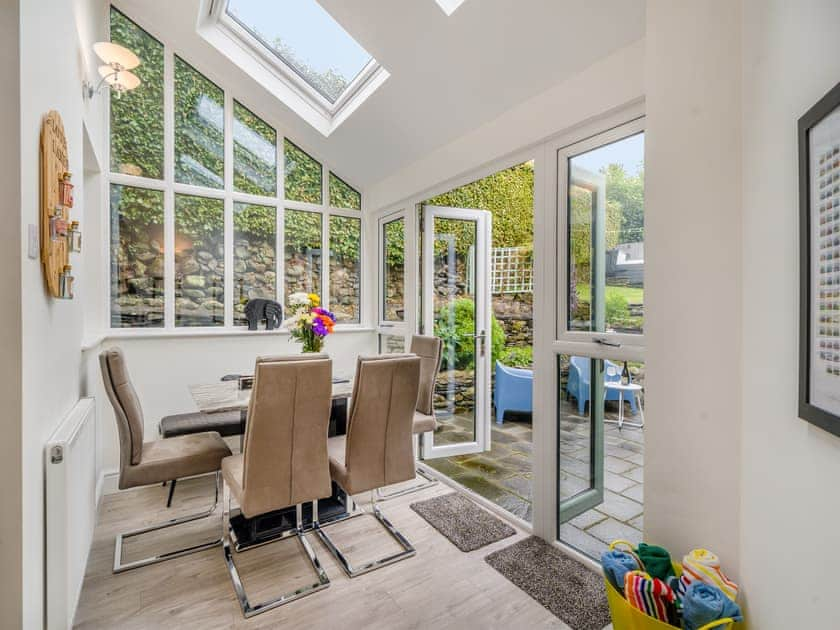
(227, 0, 371, 81)
(571, 132, 644, 176)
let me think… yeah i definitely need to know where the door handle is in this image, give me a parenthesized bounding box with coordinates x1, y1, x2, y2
(466, 330, 487, 356)
(594, 337, 621, 348)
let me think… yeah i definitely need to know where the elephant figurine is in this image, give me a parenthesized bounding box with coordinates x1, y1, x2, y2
(244, 298, 283, 331)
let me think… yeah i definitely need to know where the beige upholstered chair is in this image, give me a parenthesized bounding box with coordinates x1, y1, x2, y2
(377, 335, 443, 500)
(99, 347, 231, 573)
(315, 354, 421, 577)
(221, 354, 333, 617)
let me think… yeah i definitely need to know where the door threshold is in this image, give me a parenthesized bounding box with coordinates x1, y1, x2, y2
(416, 462, 533, 534)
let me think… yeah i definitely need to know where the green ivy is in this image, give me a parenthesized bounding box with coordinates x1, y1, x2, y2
(284, 139, 322, 204)
(425, 161, 535, 254)
(175, 194, 223, 249)
(329, 172, 361, 209)
(109, 8, 164, 178)
(174, 56, 224, 188)
(234, 101, 277, 196)
(233, 202, 275, 238)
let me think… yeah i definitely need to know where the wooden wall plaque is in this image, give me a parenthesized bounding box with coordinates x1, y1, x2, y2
(40, 110, 71, 298)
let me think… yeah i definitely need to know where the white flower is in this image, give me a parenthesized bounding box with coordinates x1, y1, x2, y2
(288, 292, 311, 306)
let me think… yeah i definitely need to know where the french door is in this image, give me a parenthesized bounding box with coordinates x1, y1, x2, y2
(421, 205, 493, 459)
(546, 118, 647, 532)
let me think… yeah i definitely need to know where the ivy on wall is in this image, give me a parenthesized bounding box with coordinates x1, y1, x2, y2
(233, 101, 277, 197)
(284, 139, 322, 204)
(110, 8, 164, 178)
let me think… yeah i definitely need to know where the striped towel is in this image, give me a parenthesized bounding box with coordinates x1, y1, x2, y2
(624, 570, 677, 624)
(681, 549, 739, 601)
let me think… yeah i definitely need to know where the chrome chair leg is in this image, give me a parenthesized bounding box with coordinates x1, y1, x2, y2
(314, 487, 416, 578)
(375, 466, 437, 501)
(222, 487, 330, 618)
(113, 472, 223, 573)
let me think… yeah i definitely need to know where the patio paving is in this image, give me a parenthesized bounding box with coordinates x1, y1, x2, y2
(423, 399, 645, 559)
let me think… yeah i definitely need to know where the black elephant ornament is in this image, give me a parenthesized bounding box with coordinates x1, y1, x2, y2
(244, 298, 283, 331)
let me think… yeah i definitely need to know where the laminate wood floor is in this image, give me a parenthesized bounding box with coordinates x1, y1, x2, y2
(74, 475, 572, 629)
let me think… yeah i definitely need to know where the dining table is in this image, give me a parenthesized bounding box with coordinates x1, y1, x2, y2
(187, 375, 355, 550)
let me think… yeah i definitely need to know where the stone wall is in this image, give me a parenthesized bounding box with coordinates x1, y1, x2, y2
(111, 236, 164, 327)
(493, 292, 533, 347)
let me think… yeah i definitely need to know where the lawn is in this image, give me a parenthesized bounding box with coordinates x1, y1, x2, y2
(577, 284, 644, 304)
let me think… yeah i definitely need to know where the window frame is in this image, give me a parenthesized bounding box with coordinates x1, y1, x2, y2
(196, 0, 389, 137)
(106, 8, 365, 336)
(553, 117, 646, 350)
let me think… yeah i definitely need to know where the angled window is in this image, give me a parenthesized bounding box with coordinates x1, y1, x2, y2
(329, 172, 361, 210)
(197, 0, 389, 136)
(233, 101, 276, 196)
(284, 139, 322, 204)
(174, 57, 225, 188)
(226, 0, 371, 104)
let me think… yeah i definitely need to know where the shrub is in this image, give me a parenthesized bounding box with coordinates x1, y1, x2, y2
(499, 346, 533, 368)
(605, 291, 630, 324)
(434, 298, 505, 370)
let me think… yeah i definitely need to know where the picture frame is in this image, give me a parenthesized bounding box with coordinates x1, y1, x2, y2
(799, 80, 840, 437)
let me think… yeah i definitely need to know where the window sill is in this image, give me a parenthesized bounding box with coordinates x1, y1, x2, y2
(83, 325, 375, 347)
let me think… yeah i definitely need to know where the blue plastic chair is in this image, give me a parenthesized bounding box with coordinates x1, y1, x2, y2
(494, 361, 533, 424)
(566, 356, 637, 415)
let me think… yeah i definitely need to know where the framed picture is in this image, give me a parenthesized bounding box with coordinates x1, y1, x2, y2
(799, 80, 840, 437)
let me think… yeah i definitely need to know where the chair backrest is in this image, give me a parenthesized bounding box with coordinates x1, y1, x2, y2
(99, 347, 145, 470)
(409, 335, 443, 415)
(344, 354, 421, 493)
(240, 354, 332, 517)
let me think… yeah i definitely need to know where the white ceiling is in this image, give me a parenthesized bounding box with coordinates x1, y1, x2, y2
(113, 0, 645, 189)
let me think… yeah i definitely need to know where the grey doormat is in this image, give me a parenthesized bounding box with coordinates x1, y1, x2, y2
(485, 536, 610, 630)
(410, 492, 516, 552)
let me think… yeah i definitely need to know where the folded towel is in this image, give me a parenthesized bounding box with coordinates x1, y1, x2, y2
(624, 570, 677, 625)
(682, 581, 743, 630)
(601, 549, 639, 593)
(681, 548, 739, 601)
(637, 542, 675, 581)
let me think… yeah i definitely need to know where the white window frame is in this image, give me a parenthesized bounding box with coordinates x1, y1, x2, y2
(106, 8, 366, 336)
(553, 117, 647, 351)
(196, 0, 389, 137)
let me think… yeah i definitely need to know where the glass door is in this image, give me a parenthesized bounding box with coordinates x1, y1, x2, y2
(421, 205, 492, 458)
(377, 210, 410, 352)
(551, 119, 647, 552)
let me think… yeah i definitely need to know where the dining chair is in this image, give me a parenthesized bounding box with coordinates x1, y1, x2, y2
(314, 354, 421, 577)
(220, 354, 333, 617)
(99, 347, 232, 573)
(377, 334, 443, 500)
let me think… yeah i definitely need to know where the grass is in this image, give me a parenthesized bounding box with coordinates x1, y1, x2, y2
(576, 284, 644, 304)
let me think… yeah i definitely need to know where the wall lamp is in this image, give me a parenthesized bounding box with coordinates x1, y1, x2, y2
(84, 42, 141, 99)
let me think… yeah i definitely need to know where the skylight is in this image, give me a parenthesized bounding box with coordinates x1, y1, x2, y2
(226, 0, 373, 104)
(197, 0, 388, 136)
(435, 0, 467, 16)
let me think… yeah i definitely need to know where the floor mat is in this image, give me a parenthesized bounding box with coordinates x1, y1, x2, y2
(485, 536, 611, 630)
(410, 492, 515, 552)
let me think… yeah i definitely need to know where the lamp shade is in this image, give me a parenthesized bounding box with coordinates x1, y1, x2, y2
(93, 42, 140, 70)
(98, 66, 141, 91)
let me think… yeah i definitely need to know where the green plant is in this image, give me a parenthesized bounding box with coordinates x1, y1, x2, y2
(605, 291, 631, 324)
(499, 346, 533, 368)
(434, 298, 505, 370)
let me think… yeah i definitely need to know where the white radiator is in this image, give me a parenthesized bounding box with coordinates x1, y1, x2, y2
(45, 397, 97, 630)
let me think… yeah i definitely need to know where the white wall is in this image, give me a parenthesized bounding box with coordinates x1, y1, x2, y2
(19, 0, 106, 626)
(94, 331, 375, 481)
(643, 0, 743, 574)
(739, 0, 840, 625)
(366, 39, 645, 211)
(0, 0, 22, 626)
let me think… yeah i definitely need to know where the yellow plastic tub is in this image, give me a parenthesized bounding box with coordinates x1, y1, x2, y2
(604, 541, 740, 630)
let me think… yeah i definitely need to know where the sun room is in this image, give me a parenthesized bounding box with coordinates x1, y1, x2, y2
(3, 1, 839, 628)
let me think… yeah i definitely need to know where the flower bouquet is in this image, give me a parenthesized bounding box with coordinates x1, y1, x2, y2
(284, 292, 335, 353)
